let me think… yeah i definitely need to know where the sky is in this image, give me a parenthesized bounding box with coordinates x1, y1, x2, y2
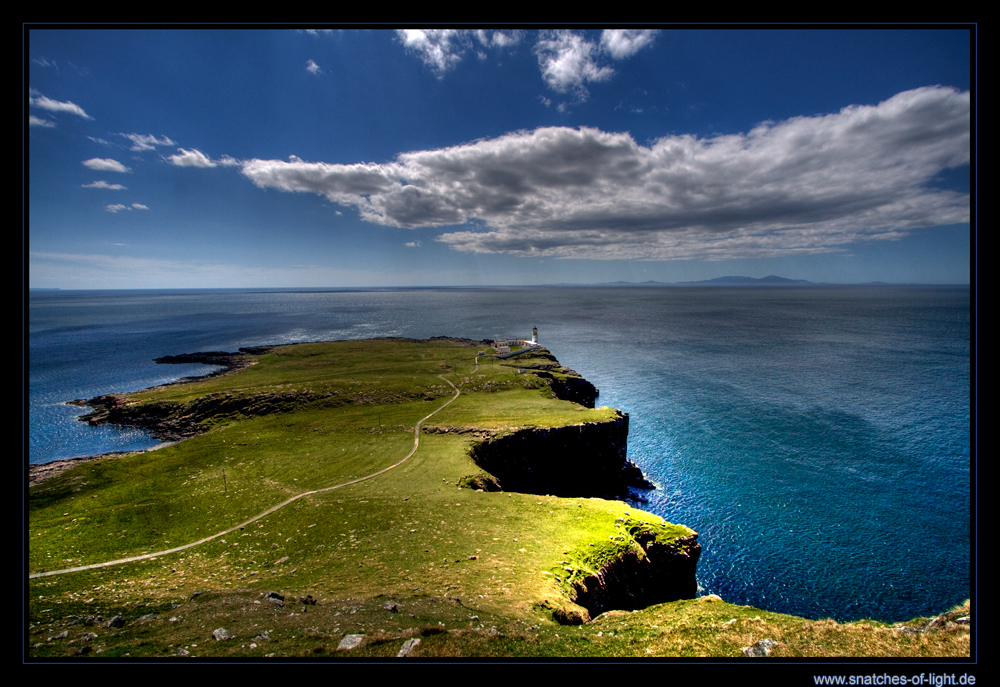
(26, 27, 973, 289)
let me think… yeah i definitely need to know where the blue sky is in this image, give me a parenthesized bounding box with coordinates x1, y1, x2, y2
(27, 27, 972, 288)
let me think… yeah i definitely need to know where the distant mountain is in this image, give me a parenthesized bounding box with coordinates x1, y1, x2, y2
(673, 275, 815, 286)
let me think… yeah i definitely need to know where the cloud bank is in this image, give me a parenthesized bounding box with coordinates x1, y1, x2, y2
(241, 86, 970, 261)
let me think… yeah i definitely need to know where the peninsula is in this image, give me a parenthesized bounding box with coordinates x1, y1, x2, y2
(28, 338, 969, 659)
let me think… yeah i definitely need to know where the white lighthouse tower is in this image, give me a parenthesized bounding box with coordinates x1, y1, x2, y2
(531, 326, 538, 345)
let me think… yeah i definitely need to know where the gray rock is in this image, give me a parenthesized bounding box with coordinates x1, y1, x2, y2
(107, 616, 125, 628)
(396, 637, 420, 657)
(742, 638, 778, 657)
(212, 628, 231, 641)
(337, 634, 365, 650)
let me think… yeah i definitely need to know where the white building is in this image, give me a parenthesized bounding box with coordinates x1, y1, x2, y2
(491, 327, 538, 353)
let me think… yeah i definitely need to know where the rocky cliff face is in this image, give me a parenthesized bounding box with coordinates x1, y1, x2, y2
(539, 373, 599, 408)
(570, 532, 700, 618)
(511, 349, 600, 408)
(467, 411, 652, 499)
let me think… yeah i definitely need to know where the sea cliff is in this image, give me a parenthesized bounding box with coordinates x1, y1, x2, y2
(466, 411, 653, 499)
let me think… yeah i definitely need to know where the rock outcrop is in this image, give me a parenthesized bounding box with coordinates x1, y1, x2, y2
(467, 411, 652, 498)
(76, 388, 335, 442)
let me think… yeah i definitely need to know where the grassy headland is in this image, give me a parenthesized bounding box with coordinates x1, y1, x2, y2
(28, 338, 969, 659)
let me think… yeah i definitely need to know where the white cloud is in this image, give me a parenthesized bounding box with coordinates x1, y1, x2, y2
(28, 89, 93, 119)
(104, 202, 148, 212)
(534, 30, 614, 99)
(397, 29, 521, 76)
(396, 29, 466, 75)
(120, 133, 177, 151)
(405, 241, 421, 248)
(600, 29, 657, 59)
(83, 158, 130, 173)
(29, 115, 56, 128)
(395, 28, 649, 99)
(167, 148, 218, 168)
(474, 29, 522, 49)
(82, 181, 127, 190)
(306, 59, 322, 75)
(240, 87, 970, 262)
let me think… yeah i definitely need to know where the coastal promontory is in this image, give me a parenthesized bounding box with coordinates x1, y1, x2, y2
(28, 338, 969, 659)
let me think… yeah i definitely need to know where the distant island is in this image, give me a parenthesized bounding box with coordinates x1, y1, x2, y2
(673, 275, 814, 286)
(28, 337, 969, 658)
(544, 275, 915, 287)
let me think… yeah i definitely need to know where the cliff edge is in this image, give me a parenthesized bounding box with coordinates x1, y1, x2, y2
(466, 411, 653, 499)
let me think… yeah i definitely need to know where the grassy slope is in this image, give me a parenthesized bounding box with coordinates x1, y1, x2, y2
(27, 339, 970, 659)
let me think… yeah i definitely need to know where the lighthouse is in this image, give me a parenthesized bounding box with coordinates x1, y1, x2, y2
(531, 326, 538, 344)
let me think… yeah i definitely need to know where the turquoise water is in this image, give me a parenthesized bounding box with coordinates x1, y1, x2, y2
(27, 285, 972, 622)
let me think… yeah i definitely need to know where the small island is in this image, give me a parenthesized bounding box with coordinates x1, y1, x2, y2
(28, 337, 969, 658)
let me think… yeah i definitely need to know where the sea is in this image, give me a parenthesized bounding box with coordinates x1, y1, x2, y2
(27, 285, 972, 623)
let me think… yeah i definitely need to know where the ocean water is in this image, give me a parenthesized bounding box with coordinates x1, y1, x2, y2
(27, 286, 972, 623)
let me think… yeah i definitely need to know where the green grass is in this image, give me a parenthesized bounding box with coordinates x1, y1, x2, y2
(27, 338, 971, 659)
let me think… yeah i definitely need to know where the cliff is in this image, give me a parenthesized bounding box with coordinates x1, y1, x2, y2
(466, 411, 653, 499)
(570, 530, 700, 618)
(539, 372, 598, 408)
(506, 349, 600, 408)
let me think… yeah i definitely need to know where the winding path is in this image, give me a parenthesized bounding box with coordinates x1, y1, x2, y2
(29, 374, 462, 579)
